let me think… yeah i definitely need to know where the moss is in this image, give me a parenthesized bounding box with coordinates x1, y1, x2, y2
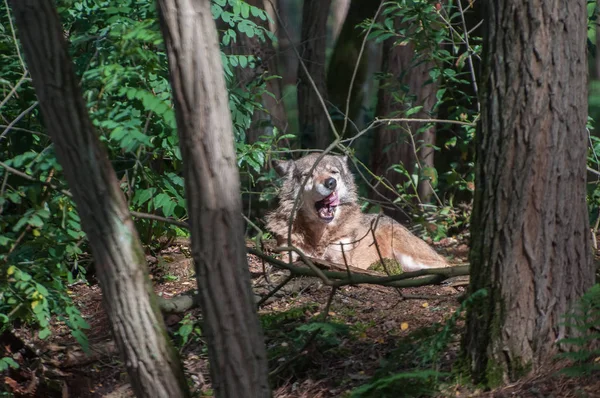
(367, 258, 403, 275)
(484, 359, 505, 388)
(451, 355, 473, 385)
(509, 359, 532, 381)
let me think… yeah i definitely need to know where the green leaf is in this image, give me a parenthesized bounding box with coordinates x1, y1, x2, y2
(240, 2, 250, 18)
(72, 329, 90, 353)
(405, 105, 423, 117)
(38, 328, 51, 339)
(28, 215, 44, 228)
(133, 188, 156, 206)
(0, 357, 19, 371)
(211, 3, 222, 19)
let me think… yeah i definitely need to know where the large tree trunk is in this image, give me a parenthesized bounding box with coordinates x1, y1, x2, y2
(297, 0, 332, 149)
(326, 0, 382, 135)
(10, 1, 190, 397)
(232, 0, 287, 142)
(370, 36, 438, 221)
(463, 0, 593, 386)
(156, 1, 271, 397)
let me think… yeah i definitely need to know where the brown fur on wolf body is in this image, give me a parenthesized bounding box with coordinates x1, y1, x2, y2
(265, 153, 449, 272)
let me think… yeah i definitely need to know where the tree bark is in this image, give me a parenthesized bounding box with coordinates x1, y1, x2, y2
(596, 1, 600, 80)
(275, 0, 300, 89)
(297, 0, 332, 149)
(326, 0, 382, 135)
(232, 0, 287, 142)
(9, 1, 190, 397)
(370, 35, 438, 221)
(463, 0, 593, 385)
(156, 1, 271, 397)
(329, 0, 351, 48)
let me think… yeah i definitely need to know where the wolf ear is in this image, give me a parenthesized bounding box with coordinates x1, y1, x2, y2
(272, 159, 296, 176)
(340, 155, 351, 170)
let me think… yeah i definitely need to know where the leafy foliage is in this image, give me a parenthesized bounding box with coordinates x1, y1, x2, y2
(350, 369, 446, 398)
(0, 0, 284, 350)
(174, 313, 203, 348)
(358, 0, 480, 239)
(350, 289, 488, 396)
(557, 284, 600, 376)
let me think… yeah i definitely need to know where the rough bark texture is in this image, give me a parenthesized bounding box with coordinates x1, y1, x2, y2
(464, 0, 593, 385)
(370, 35, 438, 221)
(232, 0, 287, 143)
(156, 1, 271, 397)
(10, 1, 190, 397)
(298, 0, 332, 149)
(326, 0, 382, 135)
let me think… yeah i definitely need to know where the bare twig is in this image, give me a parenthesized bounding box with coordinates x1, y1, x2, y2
(256, 274, 293, 307)
(0, 71, 30, 110)
(0, 125, 46, 137)
(456, 0, 479, 112)
(0, 160, 71, 197)
(243, 214, 271, 282)
(369, 215, 405, 300)
(320, 286, 337, 321)
(588, 166, 600, 177)
(0, 101, 39, 141)
(3, 0, 26, 71)
(271, 1, 339, 139)
(341, 2, 384, 136)
(406, 124, 443, 207)
(130, 211, 188, 229)
(348, 156, 414, 218)
(273, 246, 333, 285)
(0, 171, 8, 214)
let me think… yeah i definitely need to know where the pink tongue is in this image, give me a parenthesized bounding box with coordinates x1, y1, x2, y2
(323, 192, 340, 207)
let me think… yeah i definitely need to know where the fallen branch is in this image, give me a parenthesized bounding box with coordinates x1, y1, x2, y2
(247, 248, 469, 289)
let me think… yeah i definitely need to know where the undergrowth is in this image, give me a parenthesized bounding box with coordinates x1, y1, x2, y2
(558, 283, 600, 377)
(349, 289, 487, 397)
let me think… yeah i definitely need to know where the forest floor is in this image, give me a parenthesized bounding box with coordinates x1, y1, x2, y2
(4, 238, 600, 398)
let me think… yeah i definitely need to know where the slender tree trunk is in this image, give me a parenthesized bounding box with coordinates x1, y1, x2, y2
(370, 35, 438, 221)
(156, 1, 271, 397)
(298, 0, 332, 149)
(329, 0, 351, 48)
(326, 0, 382, 135)
(275, 0, 300, 89)
(463, 0, 593, 386)
(233, 0, 287, 142)
(10, 1, 190, 397)
(596, 1, 600, 80)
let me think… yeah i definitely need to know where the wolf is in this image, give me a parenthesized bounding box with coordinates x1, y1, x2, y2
(265, 153, 449, 272)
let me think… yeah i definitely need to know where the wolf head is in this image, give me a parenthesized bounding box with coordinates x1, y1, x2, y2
(272, 153, 358, 225)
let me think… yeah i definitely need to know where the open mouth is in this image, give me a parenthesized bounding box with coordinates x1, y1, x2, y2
(315, 192, 340, 223)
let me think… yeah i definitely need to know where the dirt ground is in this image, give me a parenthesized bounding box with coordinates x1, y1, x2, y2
(3, 239, 600, 397)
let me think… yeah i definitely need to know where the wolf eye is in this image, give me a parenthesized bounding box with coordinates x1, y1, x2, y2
(330, 169, 340, 174)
